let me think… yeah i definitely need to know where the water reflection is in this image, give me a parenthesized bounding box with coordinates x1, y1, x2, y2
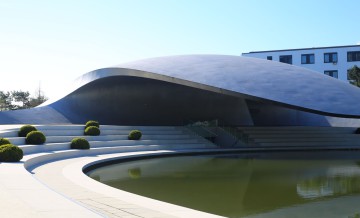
(297, 166, 360, 199)
(87, 151, 360, 218)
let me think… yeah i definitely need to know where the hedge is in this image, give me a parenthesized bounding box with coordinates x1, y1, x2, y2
(18, 125, 37, 137)
(128, 130, 142, 140)
(85, 120, 99, 128)
(0, 144, 23, 162)
(70, 138, 90, 149)
(0, 138, 11, 146)
(25, 131, 46, 145)
(84, 126, 100, 136)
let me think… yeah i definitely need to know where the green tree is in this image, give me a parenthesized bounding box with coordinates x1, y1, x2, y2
(11, 90, 31, 109)
(0, 87, 48, 111)
(348, 65, 360, 87)
(0, 91, 14, 111)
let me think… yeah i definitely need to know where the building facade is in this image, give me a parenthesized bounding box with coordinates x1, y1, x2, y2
(242, 45, 360, 82)
(1, 55, 360, 127)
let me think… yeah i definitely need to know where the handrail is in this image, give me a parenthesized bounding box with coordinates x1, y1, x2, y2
(185, 126, 217, 139)
(184, 119, 253, 147)
(218, 126, 250, 146)
(183, 120, 218, 145)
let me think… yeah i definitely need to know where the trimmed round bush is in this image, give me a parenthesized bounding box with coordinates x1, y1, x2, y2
(70, 138, 90, 149)
(0, 138, 11, 146)
(85, 120, 99, 128)
(128, 130, 142, 140)
(18, 125, 37, 137)
(84, 126, 100, 136)
(25, 131, 46, 144)
(0, 144, 23, 162)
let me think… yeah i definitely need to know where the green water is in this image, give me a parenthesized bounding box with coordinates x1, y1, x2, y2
(87, 151, 360, 218)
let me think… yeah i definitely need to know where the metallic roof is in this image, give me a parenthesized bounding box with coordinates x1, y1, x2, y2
(114, 55, 360, 117)
(43, 54, 360, 117)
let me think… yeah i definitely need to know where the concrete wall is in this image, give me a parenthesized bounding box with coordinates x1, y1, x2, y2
(246, 100, 331, 126)
(49, 76, 254, 126)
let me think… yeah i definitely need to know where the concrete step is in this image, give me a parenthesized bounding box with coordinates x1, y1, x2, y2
(35, 125, 177, 131)
(24, 129, 184, 137)
(20, 139, 204, 154)
(20, 141, 211, 155)
(237, 126, 360, 148)
(237, 126, 355, 131)
(247, 133, 358, 138)
(88, 139, 201, 147)
(254, 136, 360, 143)
(7, 134, 191, 145)
(0, 130, 19, 138)
(259, 141, 360, 147)
(24, 144, 217, 171)
(241, 129, 355, 135)
(0, 126, 180, 138)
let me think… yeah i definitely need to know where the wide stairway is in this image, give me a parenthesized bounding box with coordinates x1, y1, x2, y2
(0, 125, 216, 157)
(237, 126, 360, 148)
(0, 125, 219, 218)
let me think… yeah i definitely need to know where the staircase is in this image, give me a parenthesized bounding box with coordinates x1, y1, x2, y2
(0, 125, 216, 156)
(2, 125, 358, 154)
(237, 126, 360, 148)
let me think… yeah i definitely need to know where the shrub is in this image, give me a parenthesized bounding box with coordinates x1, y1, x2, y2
(128, 130, 142, 140)
(84, 126, 100, 136)
(70, 138, 90, 149)
(18, 125, 37, 137)
(25, 131, 46, 144)
(355, 128, 360, 134)
(0, 138, 11, 146)
(85, 120, 99, 128)
(0, 144, 23, 162)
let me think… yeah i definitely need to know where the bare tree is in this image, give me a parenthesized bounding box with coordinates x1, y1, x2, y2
(29, 84, 48, 107)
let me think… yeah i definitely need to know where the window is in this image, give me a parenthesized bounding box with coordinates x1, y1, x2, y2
(348, 51, 360, 62)
(301, 54, 315, 64)
(324, 52, 338, 63)
(267, 56, 272, 60)
(279, 55, 292, 64)
(324, 70, 338, 78)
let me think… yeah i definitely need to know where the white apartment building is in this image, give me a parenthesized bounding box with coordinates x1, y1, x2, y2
(242, 45, 360, 82)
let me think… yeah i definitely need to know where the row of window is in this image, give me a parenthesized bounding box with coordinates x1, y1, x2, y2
(267, 51, 360, 64)
(323, 69, 357, 80)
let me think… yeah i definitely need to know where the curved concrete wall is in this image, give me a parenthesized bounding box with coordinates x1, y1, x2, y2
(48, 75, 254, 125)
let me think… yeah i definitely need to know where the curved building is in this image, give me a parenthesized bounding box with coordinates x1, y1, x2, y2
(1, 55, 360, 126)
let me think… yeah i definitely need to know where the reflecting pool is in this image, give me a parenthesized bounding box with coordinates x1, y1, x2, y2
(86, 151, 360, 218)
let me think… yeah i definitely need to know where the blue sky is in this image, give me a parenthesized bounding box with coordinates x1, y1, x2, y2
(1, 0, 359, 98)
